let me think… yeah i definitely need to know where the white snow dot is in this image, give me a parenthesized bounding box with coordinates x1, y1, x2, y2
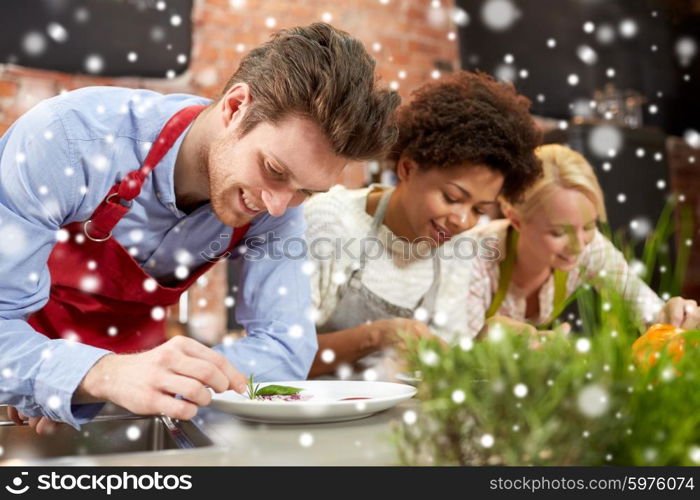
(420, 350, 439, 366)
(513, 383, 528, 398)
(28, 272, 39, 282)
(224, 296, 235, 308)
(583, 21, 595, 33)
(451, 7, 469, 26)
(459, 337, 474, 351)
(177, 54, 187, 64)
(265, 17, 276, 28)
(321, 12, 333, 23)
(577, 45, 598, 65)
(503, 53, 514, 64)
(2, 368, 13, 378)
(433, 311, 447, 326)
(47, 395, 61, 410)
(480, 434, 495, 448)
(80, 276, 100, 293)
(56, 229, 70, 242)
(481, 0, 520, 32)
(170, 15, 182, 27)
(431, 70, 441, 79)
(156, 1, 166, 10)
(87, 260, 97, 271)
(596, 24, 615, 45)
(689, 446, 700, 464)
(107, 326, 118, 337)
(288, 324, 303, 339)
(606, 68, 616, 78)
(372, 42, 382, 52)
(403, 410, 417, 425)
(619, 19, 638, 38)
(47, 22, 68, 43)
(320, 349, 336, 364)
(331, 271, 347, 285)
(649, 104, 658, 114)
(142, 278, 158, 293)
(197, 298, 207, 308)
(175, 265, 189, 280)
(547, 38, 556, 48)
(617, 193, 626, 203)
(44, 130, 54, 140)
(636, 148, 645, 158)
(84, 54, 104, 74)
(22, 31, 47, 56)
(576, 338, 591, 353)
(127, 51, 138, 62)
(414, 307, 429, 322)
(150, 307, 165, 321)
(389, 81, 400, 91)
(602, 162, 612, 171)
(567, 74, 579, 86)
(363, 369, 378, 382)
(299, 432, 314, 447)
(278, 286, 288, 296)
(126, 425, 141, 441)
(683, 129, 700, 148)
(452, 389, 466, 404)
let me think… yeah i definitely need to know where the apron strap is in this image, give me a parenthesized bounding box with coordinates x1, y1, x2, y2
(84, 105, 207, 242)
(415, 256, 441, 315)
(355, 187, 442, 318)
(485, 225, 518, 319)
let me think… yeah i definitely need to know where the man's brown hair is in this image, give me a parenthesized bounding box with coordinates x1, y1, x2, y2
(222, 23, 400, 161)
(389, 71, 542, 203)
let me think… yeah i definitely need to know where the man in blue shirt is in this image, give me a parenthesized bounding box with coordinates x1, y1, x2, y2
(0, 23, 399, 433)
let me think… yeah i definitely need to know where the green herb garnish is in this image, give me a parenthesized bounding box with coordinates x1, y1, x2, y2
(246, 374, 303, 399)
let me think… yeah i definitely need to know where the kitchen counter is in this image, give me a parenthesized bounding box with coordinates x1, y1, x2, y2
(4, 400, 416, 466)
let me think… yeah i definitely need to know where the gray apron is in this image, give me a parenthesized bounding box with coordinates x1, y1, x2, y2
(317, 188, 441, 379)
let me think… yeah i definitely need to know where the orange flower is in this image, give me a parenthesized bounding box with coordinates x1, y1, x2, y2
(632, 323, 687, 367)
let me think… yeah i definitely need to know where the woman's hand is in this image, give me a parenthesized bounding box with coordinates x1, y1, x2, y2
(656, 297, 700, 329)
(371, 318, 442, 350)
(480, 315, 570, 348)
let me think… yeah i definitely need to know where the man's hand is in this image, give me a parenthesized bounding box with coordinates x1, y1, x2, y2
(656, 297, 700, 329)
(6, 406, 60, 435)
(78, 336, 248, 421)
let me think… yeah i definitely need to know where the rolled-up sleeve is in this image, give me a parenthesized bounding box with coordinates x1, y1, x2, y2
(0, 101, 111, 429)
(214, 206, 317, 380)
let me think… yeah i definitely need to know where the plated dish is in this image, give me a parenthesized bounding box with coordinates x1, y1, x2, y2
(209, 380, 417, 424)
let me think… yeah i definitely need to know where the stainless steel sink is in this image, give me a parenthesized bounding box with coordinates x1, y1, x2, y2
(0, 406, 213, 463)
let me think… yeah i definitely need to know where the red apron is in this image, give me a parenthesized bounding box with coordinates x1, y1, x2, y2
(28, 105, 249, 353)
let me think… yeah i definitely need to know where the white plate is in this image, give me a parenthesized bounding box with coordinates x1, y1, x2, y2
(209, 380, 417, 424)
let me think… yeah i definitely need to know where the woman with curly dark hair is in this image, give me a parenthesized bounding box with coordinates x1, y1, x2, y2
(304, 71, 543, 379)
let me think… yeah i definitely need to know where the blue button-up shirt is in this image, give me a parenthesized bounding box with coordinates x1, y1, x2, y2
(0, 87, 317, 428)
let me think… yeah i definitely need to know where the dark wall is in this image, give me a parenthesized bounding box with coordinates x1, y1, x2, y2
(0, 0, 193, 78)
(456, 0, 698, 136)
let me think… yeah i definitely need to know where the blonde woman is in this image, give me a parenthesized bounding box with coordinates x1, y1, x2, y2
(468, 143, 699, 333)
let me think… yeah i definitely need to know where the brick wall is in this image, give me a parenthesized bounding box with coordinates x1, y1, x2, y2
(0, 0, 461, 342)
